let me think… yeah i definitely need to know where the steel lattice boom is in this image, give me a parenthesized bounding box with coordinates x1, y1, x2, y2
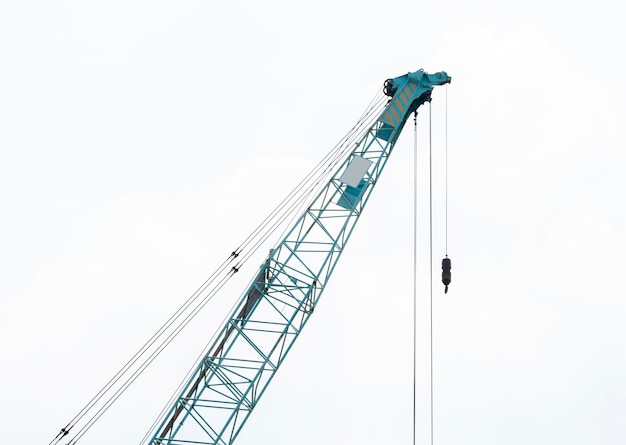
(150, 69, 451, 445)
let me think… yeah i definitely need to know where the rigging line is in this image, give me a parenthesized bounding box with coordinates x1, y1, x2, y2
(412, 111, 418, 445)
(58, 102, 375, 442)
(139, 136, 363, 442)
(224, 103, 385, 283)
(87, 100, 383, 441)
(66, 88, 390, 445)
(239, 145, 349, 260)
(56, 89, 389, 445)
(235, 92, 387, 256)
(68, 270, 239, 444)
(141, 103, 389, 442)
(250, 92, 386, 228)
(235, 96, 389, 270)
(70, 299, 231, 443)
(445, 85, 448, 257)
(140, 96, 389, 444)
(68, 263, 242, 441)
(429, 101, 434, 445)
(233, 154, 345, 269)
(266, 143, 357, 250)
(52, 251, 237, 442)
(141, 263, 263, 445)
(235, 136, 344, 253)
(268, 132, 377, 260)
(236, 105, 387, 258)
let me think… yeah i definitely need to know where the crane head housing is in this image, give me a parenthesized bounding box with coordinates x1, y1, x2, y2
(378, 69, 451, 141)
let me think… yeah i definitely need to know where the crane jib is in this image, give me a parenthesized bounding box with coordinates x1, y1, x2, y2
(150, 68, 450, 445)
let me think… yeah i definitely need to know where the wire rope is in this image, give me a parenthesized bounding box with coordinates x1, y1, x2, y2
(234, 90, 387, 257)
(64, 269, 238, 444)
(140, 91, 388, 443)
(429, 101, 434, 445)
(412, 111, 418, 445)
(51, 87, 389, 445)
(445, 85, 448, 257)
(138, 280, 247, 445)
(49, 255, 237, 445)
(226, 94, 387, 280)
(139, 96, 387, 443)
(48, 252, 236, 445)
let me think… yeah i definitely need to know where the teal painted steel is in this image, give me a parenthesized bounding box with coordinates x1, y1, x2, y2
(149, 69, 450, 445)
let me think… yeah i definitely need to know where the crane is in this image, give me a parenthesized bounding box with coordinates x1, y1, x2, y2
(145, 69, 451, 445)
(50, 68, 450, 445)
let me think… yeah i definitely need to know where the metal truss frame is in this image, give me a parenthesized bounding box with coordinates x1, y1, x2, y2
(150, 69, 450, 445)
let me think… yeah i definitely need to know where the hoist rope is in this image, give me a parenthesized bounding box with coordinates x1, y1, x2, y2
(429, 101, 434, 445)
(413, 99, 436, 445)
(411, 101, 435, 445)
(445, 85, 448, 257)
(412, 111, 418, 445)
(51, 87, 389, 445)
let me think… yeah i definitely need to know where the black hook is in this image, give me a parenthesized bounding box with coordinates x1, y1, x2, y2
(442, 257, 451, 293)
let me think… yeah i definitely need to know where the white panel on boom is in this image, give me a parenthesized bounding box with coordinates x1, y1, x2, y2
(339, 156, 372, 188)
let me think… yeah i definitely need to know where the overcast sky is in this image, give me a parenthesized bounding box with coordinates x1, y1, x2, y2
(1, 1, 625, 444)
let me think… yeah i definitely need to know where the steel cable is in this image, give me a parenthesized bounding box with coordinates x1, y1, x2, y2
(52, 87, 388, 445)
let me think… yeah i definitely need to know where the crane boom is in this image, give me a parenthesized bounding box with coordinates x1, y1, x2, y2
(150, 69, 451, 445)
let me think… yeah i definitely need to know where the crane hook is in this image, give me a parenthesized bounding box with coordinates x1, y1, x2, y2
(442, 257, 451, 293)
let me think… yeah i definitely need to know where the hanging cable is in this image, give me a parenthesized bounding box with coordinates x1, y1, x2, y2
(137, 264, 256, 445)
(441, 85, 451, 293)
(429, 101, 434, 445)
(49, 254, 238, 445)
(234, 90, 388, 257)
(445, 85, 448, 257)
(412, 110, 418, 445)
(48, 262, 236, 445)
(49, 251, 238, 443)
(50, 87, 390, 445)
(140, 92, 390, 444)
(63, 269, 239, 445)
(140, 95, 387, 443)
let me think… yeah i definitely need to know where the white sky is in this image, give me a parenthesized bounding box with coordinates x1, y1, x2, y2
(1, 1, 625, 444)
